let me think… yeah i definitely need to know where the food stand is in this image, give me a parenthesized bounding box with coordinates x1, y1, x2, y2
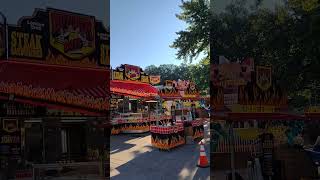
(211, 59, 319, 179)
(150, 80, 206, 150)
(0, 8, 110, 179)
(110, 64, 169, 134)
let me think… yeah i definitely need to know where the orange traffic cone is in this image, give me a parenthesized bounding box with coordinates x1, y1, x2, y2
(197, 139, 209, 168)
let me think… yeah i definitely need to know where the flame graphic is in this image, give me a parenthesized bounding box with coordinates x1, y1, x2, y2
(46, 50, 98, 68)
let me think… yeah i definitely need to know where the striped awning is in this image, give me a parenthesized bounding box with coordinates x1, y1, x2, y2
(110, 80, 158, 98)
(0, 60, 110, 114)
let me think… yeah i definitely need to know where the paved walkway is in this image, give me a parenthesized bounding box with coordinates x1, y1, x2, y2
(110, 120, 210, 180)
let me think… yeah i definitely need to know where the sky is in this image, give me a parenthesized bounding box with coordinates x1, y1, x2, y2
(0, 0, 109, 27)
(111, 0, 197, 69)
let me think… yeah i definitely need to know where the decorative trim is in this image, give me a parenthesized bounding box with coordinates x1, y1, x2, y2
(0, 82, 108, 111)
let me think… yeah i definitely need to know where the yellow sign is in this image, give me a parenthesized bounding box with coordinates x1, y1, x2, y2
(150, 76, 161, 85)
(113, 71, 124, 80)
(11, 31, 43, 58)
(141, 75, 149, 83)
(231, 104, 276, 113)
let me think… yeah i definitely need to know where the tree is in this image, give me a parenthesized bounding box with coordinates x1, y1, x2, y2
(171, 0, 320, 109)
(171, 0, 210, 62)
(144, 59, 209, 94)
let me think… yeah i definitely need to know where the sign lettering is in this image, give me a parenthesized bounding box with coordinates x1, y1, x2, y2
(113, 71, 124, 80)
(1, 135, 20, 144)
(11, 31, 43, 58)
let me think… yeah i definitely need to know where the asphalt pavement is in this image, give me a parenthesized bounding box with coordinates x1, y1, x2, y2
(110, 120, 210, 180)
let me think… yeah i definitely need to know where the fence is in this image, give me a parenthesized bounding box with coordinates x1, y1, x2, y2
(213, 132, 281, 154)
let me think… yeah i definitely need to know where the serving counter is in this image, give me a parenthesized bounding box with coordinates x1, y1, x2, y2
(150, 123, 185, 150)
(111, 113, 171, 134)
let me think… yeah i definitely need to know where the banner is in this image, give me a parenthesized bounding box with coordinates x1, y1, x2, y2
(150, 75, 161, 85)
(256, 66, 272, 91)
(49, 9, 95, 59)
(124, 64, 141, 81)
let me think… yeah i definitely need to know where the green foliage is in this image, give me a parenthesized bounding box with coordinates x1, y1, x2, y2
(172, 0, 320, 109)
(144, 58, 209, 95)
(171, 0, 210, 62)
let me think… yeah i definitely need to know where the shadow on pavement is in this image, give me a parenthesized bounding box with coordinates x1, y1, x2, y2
(111, 138, 210, 180)
(110, 133, 150, 154)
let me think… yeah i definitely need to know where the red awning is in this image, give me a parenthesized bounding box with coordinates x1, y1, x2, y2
(110, 80, 158, 98)
(0, 60, 109, 113)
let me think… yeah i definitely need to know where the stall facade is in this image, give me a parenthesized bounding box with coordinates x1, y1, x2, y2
(0, 8, 110, 179)
(150, 79, 207, 150)
(110, 64, 170, 134)
(211, 59, 318, 179)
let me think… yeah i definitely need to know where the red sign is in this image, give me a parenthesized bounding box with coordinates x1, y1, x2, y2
(49, 9, 96, 59)
(124, 64, 141, 81)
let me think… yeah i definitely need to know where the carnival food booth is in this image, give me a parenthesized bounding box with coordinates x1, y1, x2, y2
(211, 59, 319, 179)
(0, 8, 110, 179)
(110, 64, 170, 135)
(150, 80, 206, 150)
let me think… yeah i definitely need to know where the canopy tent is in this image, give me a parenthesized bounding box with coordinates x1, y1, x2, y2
(0, 60, 110, 115)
